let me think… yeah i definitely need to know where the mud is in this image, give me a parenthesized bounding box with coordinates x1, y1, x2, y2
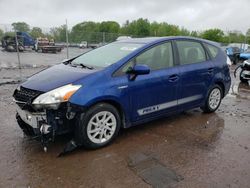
(0, 57, 250, 187)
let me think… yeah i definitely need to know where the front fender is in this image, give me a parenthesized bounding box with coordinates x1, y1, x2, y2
(69, 85, 131, 127)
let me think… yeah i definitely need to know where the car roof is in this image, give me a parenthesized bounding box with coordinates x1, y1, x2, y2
(116, 37, 163, 44)
(116, 36, 220, 47)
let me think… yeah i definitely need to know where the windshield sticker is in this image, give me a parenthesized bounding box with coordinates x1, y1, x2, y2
(105, 62, 112, 66)
(120, 47, 138, 51)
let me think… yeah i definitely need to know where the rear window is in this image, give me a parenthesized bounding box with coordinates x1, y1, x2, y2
(205, 44, 219, 58)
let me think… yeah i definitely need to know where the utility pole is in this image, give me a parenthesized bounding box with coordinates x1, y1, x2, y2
(243, 30, 250, 51)
(244, 35, 247, 51)
(103, 32, 105, 43)
(15, 31, 22, 80)
(15, 32, 21, 69)
(65, 19, 69, 59)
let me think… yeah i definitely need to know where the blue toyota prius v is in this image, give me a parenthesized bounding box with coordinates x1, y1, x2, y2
(13, 36, 231, 150)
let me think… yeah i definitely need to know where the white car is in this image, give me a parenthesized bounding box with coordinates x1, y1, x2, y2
(79, 41, 88, 48)
(116, 36, 132, 41)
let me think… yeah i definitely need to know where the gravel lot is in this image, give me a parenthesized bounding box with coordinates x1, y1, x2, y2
(0, 48, 250, 188)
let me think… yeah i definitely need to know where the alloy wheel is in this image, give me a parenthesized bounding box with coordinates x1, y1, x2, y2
(87, 111, 117, 144)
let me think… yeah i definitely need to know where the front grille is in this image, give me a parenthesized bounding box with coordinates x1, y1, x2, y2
(13, 86, 43, 110)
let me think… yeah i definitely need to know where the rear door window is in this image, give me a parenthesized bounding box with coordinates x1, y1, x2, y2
(176, 40, 206, 65)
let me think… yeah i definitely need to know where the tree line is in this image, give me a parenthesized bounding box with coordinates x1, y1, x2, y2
(1, 19, 250, 44)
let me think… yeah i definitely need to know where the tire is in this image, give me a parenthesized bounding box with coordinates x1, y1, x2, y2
(75, 103, 121, 149)
(201, 85, 222, 113)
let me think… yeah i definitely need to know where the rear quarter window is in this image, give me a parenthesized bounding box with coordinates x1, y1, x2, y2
(205, 44, 219, 58)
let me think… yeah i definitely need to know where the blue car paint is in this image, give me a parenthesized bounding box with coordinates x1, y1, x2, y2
(177, 60, 213, 110)
(240, 52, 250, 60)
(19, 36, 231, 129)
(212, 48, 231, 94)
(22, 63, 98, 92)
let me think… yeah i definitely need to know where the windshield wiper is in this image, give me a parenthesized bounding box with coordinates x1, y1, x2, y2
(79, 63, 94, 70)
(69, 62, 94, 70)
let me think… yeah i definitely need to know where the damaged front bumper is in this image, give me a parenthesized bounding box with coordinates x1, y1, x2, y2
(16, 105, 47, 136)
(15, 102, 85, 150)
(13, 86, 86, 153)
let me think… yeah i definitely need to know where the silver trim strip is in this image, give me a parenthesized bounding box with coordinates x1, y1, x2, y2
(178, 95, 202, 105)
(137, 94, 203, 115)
(118, 85, 128, 89)
(138, 100, 177, 116)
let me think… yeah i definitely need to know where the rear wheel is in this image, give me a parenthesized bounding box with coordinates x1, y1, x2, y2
(201, 85, 222, 113)
(75, 103, 121, 149)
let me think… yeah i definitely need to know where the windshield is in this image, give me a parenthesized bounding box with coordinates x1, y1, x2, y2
(71, 42, 143, 68)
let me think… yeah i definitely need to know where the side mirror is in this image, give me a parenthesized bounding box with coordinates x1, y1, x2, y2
(127, 64, 150, 75)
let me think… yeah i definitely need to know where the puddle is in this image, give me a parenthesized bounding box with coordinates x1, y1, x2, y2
(128, 152, 183, 188)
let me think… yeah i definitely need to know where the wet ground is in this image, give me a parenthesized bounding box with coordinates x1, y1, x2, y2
(0, 49, 250, 188)
(0, 47, 87, 69)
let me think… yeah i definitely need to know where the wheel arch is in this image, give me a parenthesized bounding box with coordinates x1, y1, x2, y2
(86, 98, 127, 128)
(214, 81, 225, 98)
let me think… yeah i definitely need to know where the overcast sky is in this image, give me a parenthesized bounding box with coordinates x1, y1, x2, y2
(0, 0, 249, 33)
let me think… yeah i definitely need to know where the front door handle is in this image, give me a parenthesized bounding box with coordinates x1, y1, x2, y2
(168, 74, 179, 82)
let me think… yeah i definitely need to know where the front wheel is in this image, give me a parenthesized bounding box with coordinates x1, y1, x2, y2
(75, 103, 121, 149)
(201, 85, 222, 113)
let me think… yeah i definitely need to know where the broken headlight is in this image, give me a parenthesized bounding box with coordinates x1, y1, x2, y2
(32, 84, 82, 110)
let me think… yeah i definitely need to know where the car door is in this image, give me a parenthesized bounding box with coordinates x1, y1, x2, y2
(124, 41, 180, 122)
(174, 40, 214, 110)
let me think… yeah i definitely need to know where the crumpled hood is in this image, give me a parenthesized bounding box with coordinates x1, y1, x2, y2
(21, 63, 97, 92)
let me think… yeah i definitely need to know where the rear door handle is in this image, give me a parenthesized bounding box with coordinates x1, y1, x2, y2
(168, 74, 179, 82)
(207, 68, 214, 75)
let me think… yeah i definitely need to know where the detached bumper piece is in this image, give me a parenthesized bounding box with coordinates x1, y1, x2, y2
(16, 114, 38, 137)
